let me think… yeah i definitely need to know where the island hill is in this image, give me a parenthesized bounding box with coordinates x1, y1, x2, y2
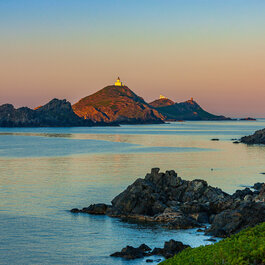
(72, 77, 164, 124)
(73, 77, 230, 124)
(0, 77, 230, 127)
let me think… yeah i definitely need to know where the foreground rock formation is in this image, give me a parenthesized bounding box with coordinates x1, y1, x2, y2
(0, 99, 95, 127)
(241, 128, 265, 144)
(73, 85, 165, 124)
(149, 98, 230, 121)
(110, 239, 189, 260)
(71, 168, 265, 238)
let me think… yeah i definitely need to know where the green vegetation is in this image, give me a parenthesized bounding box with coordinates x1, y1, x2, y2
(160, 222, 265, 265)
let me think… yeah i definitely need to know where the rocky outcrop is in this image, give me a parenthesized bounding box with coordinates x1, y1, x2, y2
(150, 98, 230, 121)
(0, 99, 95, 127)
(70, 203, 109, 215)
(241, 128, 265, 144)
(110, 244, 151, 259)
(205, 183, 265, 237)
(72, 168, 233, 230)
(110, 239, 189, 260)
(205, 201, 265, 237)
(73, 85, 165, 124)
(71, 169, 265, 239)
(106, 168, 231, 221)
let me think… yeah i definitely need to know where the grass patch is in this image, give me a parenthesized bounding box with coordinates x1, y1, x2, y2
(160, 222, 265, 265)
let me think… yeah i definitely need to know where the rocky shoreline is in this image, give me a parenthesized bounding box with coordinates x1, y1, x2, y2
(241, 128, 265, 144)
(71, 168, 265, 260)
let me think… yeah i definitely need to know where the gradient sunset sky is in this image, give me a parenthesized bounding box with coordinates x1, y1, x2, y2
(0, 0, 264, 117)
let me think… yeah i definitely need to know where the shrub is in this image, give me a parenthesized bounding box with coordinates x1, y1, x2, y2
(160, 222, 265, 265)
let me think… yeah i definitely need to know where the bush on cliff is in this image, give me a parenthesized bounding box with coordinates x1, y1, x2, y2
(160, 222, 265, 265)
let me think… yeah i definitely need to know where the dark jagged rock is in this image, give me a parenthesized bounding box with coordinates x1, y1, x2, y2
(73, 168, 231, 230)
(241, 128, 265, 144)
(232, 188, 253, 200)
(206, 201, 265, 237)
(110, 240, 189, 260)
(255, 184, 265, 202)
(149, 98, 230, 121)
(70, 208, 80, 213)
(0, 99, 95, 127)
(157, 239, 189, 259)
(167, 214, 201, 229)
(72, 85, 164, 124)
(110, 244, 149, 259)
(72, 169, 265, 238)
(108, 170, 230, 221)
(70, 203, 110, 214)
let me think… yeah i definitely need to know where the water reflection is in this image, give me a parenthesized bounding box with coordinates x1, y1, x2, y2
(0, 121, 265, 265)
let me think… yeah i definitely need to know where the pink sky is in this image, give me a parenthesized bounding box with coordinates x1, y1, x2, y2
(0, 1, 264, 117)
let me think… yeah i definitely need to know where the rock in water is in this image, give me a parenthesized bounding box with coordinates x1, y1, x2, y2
(110, 240, 189, 260)
(110, 244, 151, 259)
(107, 168, 230, 220)
(71, 169, 265, 237)
(162, 239, 190, 259)
(241, 128, 265, 144)
(74, 168, 231, 229)
(71, 203, 110, 214)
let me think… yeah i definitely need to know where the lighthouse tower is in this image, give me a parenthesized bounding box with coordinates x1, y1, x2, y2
(115, 77, 122, 86)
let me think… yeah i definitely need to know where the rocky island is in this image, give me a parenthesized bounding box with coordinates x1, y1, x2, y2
(149, 96, 230, 121)
(72, 79, 164, 124)
(1, 78, 233, 127)
(0, 99, 95, 127)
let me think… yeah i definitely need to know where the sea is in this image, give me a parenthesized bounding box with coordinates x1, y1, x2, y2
(0, 120, 265, 265)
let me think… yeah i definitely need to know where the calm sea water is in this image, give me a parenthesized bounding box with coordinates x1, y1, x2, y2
(1, 120, 265, 265)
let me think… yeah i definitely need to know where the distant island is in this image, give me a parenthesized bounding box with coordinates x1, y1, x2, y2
(0, 99, 94, 127)
(240, 117, 256, 121)
(72, 77, 164, 124)
(0, 77, 233, 127)
(149, 96, 230, 121)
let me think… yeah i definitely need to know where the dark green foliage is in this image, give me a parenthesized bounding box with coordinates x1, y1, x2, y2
(160, 222, 265, 265)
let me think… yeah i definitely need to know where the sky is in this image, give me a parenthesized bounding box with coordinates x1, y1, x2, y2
(0, 0, 265, 117)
